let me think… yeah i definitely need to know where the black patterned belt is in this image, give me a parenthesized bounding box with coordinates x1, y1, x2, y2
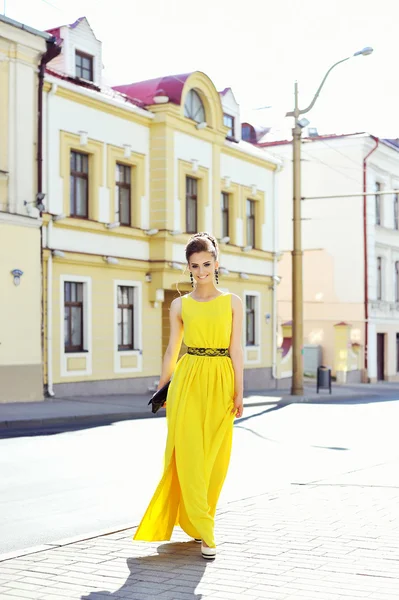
(187, 347, 230, 357)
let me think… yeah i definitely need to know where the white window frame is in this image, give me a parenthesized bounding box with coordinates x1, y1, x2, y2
(114, 279, 143, 373)
(243, 291, 261, 365)
(60, 275, 92, 377)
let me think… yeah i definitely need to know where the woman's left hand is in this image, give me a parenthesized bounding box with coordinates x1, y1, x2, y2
(231, 393, 244, 418)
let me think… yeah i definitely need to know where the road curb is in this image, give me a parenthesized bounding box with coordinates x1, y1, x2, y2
(0, 523, 136, 563)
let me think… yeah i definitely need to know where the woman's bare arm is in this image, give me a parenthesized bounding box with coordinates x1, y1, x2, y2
(229, 294, 244, 417)
(157, 297, 184, 389)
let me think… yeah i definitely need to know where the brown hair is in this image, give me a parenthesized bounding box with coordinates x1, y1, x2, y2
(185, 232, 219, 263)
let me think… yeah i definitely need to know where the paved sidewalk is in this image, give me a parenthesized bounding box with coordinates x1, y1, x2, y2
(1, 459, 399, 599)
(1, 381, 399, 434)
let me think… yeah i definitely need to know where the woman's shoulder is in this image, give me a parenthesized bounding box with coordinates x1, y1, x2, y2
(170, 295, 183, 314)
(229, 293, 242, 306)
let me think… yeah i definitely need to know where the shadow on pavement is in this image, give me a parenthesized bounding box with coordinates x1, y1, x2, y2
(81, 541, 206, 599)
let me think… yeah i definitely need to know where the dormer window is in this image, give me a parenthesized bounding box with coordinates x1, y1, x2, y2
(184, 90, 205, 124)
(75, 50, 94, 81)
(223, 114, 235, 139)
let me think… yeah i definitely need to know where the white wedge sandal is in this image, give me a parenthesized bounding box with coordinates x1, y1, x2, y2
(201, 544, 216, 560)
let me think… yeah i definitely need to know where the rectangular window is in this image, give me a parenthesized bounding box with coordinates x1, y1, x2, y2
(223, 114, 235, 138)
(116, 163, 131, 226)
(117, 286, 135, 350)
(246, 199, 256, 248)
(186, 177, 198, 233)
(246, 295, 256, 346)
(64, 282, 84, 352)
(395, 262, 399, 303)
(377, 257, 382, 300)
(221, 192, 229, 238)
(375, 181, 381, 226)
(75, 50, 94, 81)
(70, 151, 89, 218)
(394, 192, 399, 230)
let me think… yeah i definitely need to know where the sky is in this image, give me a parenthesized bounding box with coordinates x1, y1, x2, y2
(3, 0, 399, 138)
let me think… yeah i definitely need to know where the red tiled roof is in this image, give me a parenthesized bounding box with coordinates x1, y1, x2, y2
(112, 73, 192, 106)
(45, 68, 147, 109)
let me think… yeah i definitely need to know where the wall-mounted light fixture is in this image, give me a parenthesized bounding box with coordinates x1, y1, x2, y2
(104, 256, 119, 265)
(242, 245, 252, 252)
(239, 272, 249, 280)
(265, 313, 271, 324)
(196, 122, 207, 130)
(145, 273, 152, 282)
(218, 267, 230, 276)
(145, 229, 159, 236)
(24, 192, 46, 213)
(52, 250, 65, 258)
(170, 229, 182, 236)
(11, 269, 23, 286)
(106, 221, 120, 230)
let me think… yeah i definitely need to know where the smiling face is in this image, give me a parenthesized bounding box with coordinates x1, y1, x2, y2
(189, 251, 219, 286)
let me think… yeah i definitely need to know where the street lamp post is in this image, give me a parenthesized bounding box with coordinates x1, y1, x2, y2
(287, 47, 373, 396)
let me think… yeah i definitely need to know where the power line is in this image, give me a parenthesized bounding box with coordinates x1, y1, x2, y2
(301, 148, 361, 186)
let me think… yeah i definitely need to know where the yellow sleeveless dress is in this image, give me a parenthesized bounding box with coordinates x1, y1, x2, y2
(133, 293, 235, 548)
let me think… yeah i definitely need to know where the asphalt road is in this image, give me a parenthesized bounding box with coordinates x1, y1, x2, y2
(1, 396, 399, 556)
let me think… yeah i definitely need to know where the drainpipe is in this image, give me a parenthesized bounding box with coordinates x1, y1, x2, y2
(272, 163, 283, 383)
(37, 37, 61, 397)
(363, 136, 379, 381)
(47, 222, 54, 396)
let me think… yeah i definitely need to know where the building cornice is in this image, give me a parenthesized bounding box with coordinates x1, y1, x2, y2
(0, 211, 42, 228)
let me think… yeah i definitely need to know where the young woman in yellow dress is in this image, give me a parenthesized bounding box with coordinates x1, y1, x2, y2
(134, 232, 244, 560)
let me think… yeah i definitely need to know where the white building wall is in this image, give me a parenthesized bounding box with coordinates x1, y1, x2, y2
(272, 136, 365, 304)
(45, 88, 151, 222)
(220, 151, 278, 253)
(174, 131, 213, 231)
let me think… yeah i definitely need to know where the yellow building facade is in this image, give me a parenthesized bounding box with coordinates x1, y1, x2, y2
(39, 17, 284, 398)
(0, 16, 55, 402)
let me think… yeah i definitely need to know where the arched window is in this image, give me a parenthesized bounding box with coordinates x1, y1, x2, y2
(184, 90, 205, 123)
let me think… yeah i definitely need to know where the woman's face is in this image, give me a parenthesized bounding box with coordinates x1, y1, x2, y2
(189, 251, 218, 286)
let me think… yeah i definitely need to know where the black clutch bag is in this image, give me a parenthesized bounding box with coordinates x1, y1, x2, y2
(148, 381, 170, 414)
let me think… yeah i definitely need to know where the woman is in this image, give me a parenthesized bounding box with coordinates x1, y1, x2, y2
(134, 232, 244, 560)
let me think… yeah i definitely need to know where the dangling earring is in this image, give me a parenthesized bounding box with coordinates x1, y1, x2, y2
(215, 269, 219, 285)
(190, 272, 194, 288)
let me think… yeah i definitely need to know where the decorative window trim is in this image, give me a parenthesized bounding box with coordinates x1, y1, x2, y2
(178, 160, 209, 234)
(243, 291, 261, 364)
(241, 187, 265, 249)
(221, 181, 239, 245)
(114, 279, 143, 374)
(60, 131, 103, 221)
(60, 275, 92, 377)
(107, 145, 146, 228)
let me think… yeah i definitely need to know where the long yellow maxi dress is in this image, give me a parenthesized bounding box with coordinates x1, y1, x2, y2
(134, 293, 235, 548)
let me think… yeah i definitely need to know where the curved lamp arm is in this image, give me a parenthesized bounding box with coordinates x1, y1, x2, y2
(286, 56, 350, 118)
